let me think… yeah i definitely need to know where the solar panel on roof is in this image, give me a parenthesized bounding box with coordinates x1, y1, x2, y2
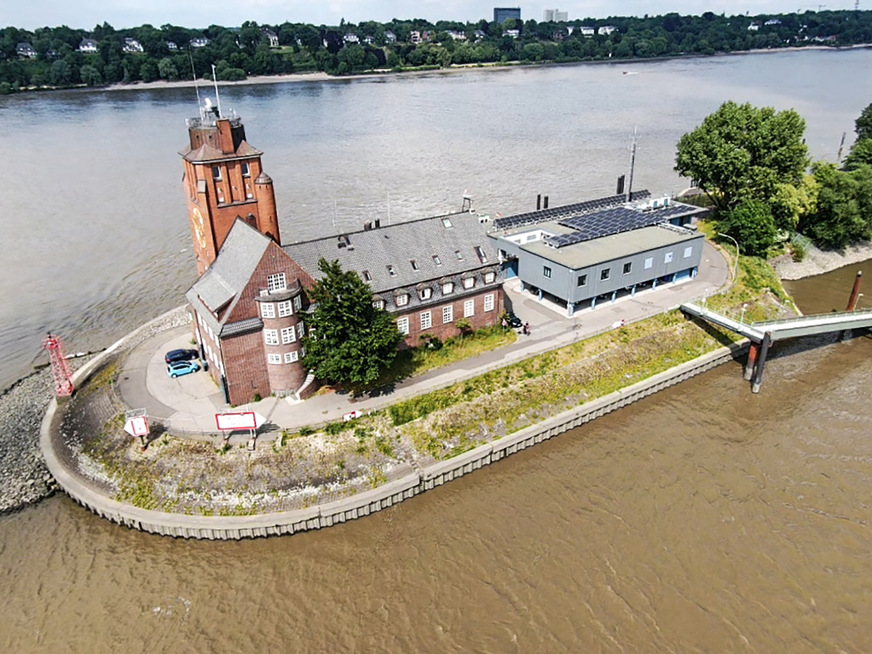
(493, 190, 652, 231)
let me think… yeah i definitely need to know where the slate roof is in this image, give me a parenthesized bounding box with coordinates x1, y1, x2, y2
(283, 212, 498, 295)
(186, 220, 271, 334)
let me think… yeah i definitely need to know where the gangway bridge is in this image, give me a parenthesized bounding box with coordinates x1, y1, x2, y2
(681, 300, 872, 393)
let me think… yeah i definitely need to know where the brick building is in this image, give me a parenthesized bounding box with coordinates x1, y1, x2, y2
(284, 214, 504, 349)
(181, 102, 506, 404)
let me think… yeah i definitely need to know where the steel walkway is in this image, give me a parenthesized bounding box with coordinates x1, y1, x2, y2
(681, 303, 872, 343)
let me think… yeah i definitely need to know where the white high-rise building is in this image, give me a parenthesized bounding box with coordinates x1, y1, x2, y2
(543, 8, 568, 22)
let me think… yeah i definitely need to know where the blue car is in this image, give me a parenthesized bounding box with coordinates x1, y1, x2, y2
(167, 360, 200, 378)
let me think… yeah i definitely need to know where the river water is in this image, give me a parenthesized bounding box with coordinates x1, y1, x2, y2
(2, 50, 872, 652)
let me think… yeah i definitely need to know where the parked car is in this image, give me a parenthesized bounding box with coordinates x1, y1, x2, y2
(164, 348, 199, 364)
(167, 360, 200, 378)
(506, 311, 522, 329)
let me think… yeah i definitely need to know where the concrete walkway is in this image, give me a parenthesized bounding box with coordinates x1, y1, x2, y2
(116, 242, 730, 440)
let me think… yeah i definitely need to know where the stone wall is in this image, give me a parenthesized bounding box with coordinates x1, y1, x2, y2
(41, 337, 748, 540)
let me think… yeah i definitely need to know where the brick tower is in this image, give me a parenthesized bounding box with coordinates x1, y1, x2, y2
(180, 99, 280, 274)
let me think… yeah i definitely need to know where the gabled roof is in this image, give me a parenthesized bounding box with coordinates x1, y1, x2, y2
(283, 212, 498, 294)
(186, 220, 271, 317)
(179, 139, 262, 163)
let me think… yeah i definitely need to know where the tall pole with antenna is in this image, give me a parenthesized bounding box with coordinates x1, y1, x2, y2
(626, 126, 637, 202)
(190, 51, 202, 111)
(837, 131, 847, 163)
(211, 64, 222, 118)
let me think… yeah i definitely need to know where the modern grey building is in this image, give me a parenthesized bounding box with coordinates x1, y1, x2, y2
(489, 193, 706, 316)
(494, 7, 522, 24)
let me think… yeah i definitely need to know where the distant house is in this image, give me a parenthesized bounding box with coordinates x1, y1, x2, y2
(385, 31, 397, 44)
(344, 33, 360, 44)
(580, 26, 595, 37)
(189, 37, 210, 48)
(122, 38, 144, 54)
(363, 35, 375, 45)
(764, 19, 782, 26)
(78, 38, 98, 53)
(264, 29, 279, 48)
(410, 30, 422, 44)
(447, 30, 467, 41)
(166, 41, 178, 51)
(503, 29, 520, 39)
(16, 42, 37, 59)
(597, 25, 616, 36)
(473, 30, 487, 41)
(748, 23, 760, 31)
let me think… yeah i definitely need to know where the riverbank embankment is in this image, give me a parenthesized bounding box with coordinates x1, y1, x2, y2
(772, 241, 872, 280)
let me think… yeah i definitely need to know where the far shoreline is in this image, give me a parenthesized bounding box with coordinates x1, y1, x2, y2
(98, 43, 872, 94)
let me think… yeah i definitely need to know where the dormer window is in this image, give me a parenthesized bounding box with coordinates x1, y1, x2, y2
(387, 265, 397, 276)
(420, 287, 432, 300)
(267, 272, 287, 292)
(396, 293, 409, 307)
(373, 299, 385, 310)
(442, 281, 454, 294)
(463, 277, 475, 289)
(484, 272, 496, 283)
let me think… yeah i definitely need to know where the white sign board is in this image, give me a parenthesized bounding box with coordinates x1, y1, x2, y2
(215, 411, 265, 431)
(124, 416, 149, 437)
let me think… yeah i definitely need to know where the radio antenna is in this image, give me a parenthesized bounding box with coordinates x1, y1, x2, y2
(189, 51, 201, 112)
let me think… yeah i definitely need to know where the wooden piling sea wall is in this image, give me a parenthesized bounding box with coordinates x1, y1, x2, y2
(41, 340, 748, 540)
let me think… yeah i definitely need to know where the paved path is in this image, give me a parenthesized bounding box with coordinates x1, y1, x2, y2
(116, 242, 730, 440)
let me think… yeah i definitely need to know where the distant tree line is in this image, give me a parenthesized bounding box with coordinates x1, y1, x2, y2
(2, 9, 872, 93)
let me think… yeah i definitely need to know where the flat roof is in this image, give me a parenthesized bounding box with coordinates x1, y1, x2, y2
(508, 223, 703, 270)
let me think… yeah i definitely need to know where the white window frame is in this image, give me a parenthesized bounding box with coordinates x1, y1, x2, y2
(484, 271, 495, 284)
(267, 353, 282, 364)
(442, 281, 454, 295)
(463, 277, 475, 289)
(373, 299, 385, 310)
(396, 293, 409, 307)
(267, 272, 287, 292)
(420, 287, 432, 300)
(296, 322, 305, 338)
(484, 294, 495, 312)
(241, 162, 251, 177)
(261, 302, 275, 319)
(281, 326, 296, 344)
(664, 252, 674, 264)
(284, 351, 299, 363)
(443, 305, 454, 324)
(420, 311, 432, 330)
(277, 300, 293, 317)
(293, 295, 302, 311)
(683, 246, 693, 259)
(264, 329, 279, 346)
(464, 299, 475, 317)
(397, 316, 410, 335)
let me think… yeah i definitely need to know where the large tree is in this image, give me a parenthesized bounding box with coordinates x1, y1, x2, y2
(800, 162, 872, 249)
(675, 101, 809, 213)
(301, 258, 404, 392)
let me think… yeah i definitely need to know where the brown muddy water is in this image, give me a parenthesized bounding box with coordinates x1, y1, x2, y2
(2, 265, 872, 652)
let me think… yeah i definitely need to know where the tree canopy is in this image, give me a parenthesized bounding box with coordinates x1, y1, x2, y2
(301, 258, 404, 392)
(675, 101, 809, 213)
(718, 199, 778, 257)
(799, 162, 872, 249)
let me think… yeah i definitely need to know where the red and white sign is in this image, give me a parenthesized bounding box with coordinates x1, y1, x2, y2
(124, 416, 150, 437)
(342, 410, 363, 422)
(215, 411, 266, 431)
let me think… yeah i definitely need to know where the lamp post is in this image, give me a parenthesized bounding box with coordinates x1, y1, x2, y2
(717, 232, 740, 284)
